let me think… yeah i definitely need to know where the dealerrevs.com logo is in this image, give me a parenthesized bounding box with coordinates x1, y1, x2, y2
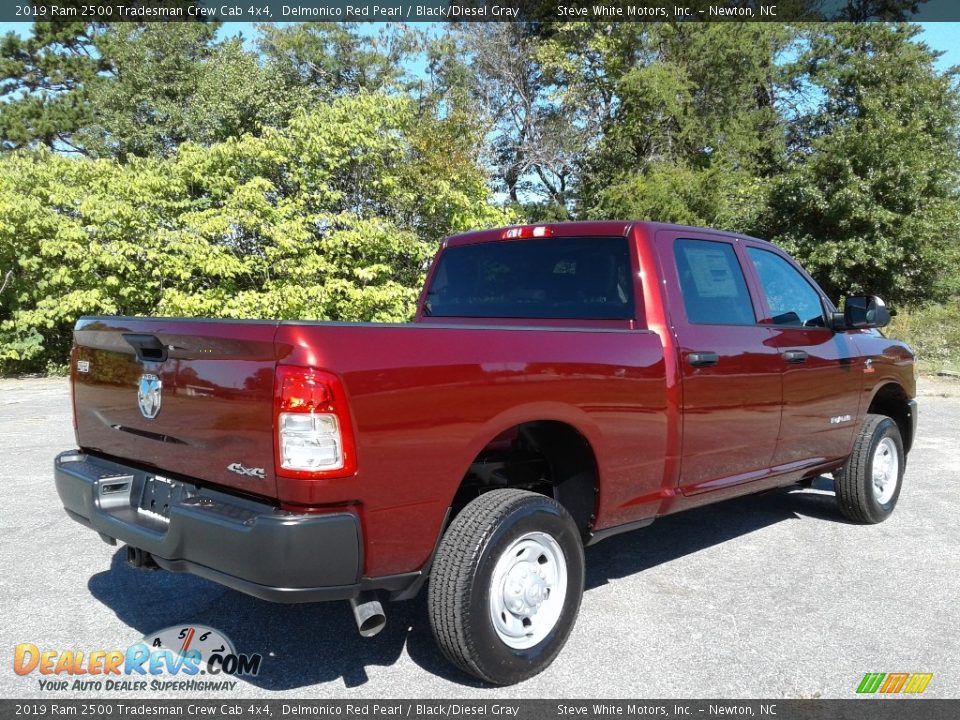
(14, 625, 262, 693)
(856, 672, 934, 695)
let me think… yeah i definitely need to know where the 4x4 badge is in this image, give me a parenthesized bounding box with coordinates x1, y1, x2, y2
(227, 463, 265, 479)
(137, 374, 162, 419)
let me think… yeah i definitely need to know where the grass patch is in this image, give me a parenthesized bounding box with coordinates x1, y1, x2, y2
(887, 299, 960, 375)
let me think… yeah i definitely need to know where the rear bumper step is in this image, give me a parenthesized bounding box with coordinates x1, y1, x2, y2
(54, 450, 363, 603)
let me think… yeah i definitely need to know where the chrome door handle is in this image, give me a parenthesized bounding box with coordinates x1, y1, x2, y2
(688, 351, 720, 367)
(782, 350, 809, 363)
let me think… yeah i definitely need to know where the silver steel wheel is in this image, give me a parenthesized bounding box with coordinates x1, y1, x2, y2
(872, 436, 899, 504)
(488, 531, 568, 650)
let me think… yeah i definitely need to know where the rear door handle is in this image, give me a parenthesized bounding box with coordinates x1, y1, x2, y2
(688, 351, 720, 367)
(782, 349, 809, 364)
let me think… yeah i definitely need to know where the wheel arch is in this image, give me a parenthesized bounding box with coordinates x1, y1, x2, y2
(866, 381, 915, 453)
(447, 403, 603, 539)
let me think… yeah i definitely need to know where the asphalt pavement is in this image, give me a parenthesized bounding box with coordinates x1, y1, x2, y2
(1, 375, 958, 699)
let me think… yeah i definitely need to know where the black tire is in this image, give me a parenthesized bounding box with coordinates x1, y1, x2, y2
(834, 414, 905, 524)
(427, 489, 585, 685)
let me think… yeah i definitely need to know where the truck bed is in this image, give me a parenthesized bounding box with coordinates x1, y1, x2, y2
(72, 316, 669, 577)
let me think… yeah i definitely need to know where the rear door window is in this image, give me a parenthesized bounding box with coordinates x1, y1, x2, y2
(425, 237, 634, 320)
(673, 239, 756, 325)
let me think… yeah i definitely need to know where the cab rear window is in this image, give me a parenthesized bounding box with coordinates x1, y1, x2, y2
(424, 237, 635, 320)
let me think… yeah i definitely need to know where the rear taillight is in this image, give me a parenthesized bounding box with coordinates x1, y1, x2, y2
(274, 366, 357, 479)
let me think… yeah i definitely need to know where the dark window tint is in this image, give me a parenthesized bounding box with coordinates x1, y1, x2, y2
(673, 239, 755, 325)
(425, 237, 634, 320)
(747, 247, 826, 327)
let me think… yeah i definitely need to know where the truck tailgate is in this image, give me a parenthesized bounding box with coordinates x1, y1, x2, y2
(72, 317, 280, 499)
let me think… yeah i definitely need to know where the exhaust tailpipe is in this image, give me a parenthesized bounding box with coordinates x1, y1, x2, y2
(126, 545, 159, 570)
(349, 593, 386, 638)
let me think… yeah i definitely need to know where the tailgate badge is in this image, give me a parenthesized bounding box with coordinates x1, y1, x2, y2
(227, 463, 266, 479)
(137, 374, 162, 419)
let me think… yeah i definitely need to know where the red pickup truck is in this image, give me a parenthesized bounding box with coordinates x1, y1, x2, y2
(56, 221, 916, 685)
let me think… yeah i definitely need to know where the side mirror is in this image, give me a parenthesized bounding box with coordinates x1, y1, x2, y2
(843, 295, 891, 329)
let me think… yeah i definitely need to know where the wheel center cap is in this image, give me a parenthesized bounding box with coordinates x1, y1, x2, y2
(505, 563, 548, 614)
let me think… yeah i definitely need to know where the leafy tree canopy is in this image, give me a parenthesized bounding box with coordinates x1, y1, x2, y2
(1, 20, 959, 373)
(0, 21, 301, 159)
(0, 92, 508, 372)
(761, 23, 960, 303)
(539, 22, 796, 230)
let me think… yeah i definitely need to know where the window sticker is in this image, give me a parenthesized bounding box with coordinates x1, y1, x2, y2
(683, 247, 739, 299)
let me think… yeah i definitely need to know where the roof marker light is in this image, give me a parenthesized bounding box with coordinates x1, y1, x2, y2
(501, 225, 554, 240)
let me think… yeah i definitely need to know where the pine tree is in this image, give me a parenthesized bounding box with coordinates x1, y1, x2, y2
(763, 23, 960, 305)
(0, 21, 106, 153)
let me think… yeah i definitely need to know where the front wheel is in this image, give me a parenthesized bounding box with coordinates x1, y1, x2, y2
(834, 414, 905, 523)
(427, 489, 585, 685)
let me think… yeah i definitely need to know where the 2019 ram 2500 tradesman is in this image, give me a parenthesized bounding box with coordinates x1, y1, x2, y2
(55, 221, 917, 685)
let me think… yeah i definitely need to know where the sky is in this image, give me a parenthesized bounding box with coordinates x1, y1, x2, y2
(914, 23, 960, 70)
(217, 21, 960, 71)
(0, 19, 957, 73)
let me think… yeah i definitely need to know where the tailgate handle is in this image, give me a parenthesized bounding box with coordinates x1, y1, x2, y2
(123, 333, 168, 363)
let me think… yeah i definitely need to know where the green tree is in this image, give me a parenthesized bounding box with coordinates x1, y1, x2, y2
(0, 149, 190, 368)
(762, 23, 960, 305)
(257, 22, 420, 100)
(81, 25, 301, 160)
(1, 22, 299, 160)
(0, 21, 106, 153)
(540, 22, 795, 230)
(0, 93, 507, 374)
(186, 38, 305, 147)
(78, 22, 223, 159)
(436, 24, 581, 218)
(159, 92, 507, 322)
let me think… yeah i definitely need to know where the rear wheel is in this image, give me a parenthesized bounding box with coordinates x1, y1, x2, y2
(428, 489, 584, 685)
(834, 414, 904, 523)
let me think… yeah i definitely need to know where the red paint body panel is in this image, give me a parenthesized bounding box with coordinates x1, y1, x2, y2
(73, 317, 281, 498)
(69, 221, 917, 583)
(652, 228, 782, 497)
(273, 323, 668, 576)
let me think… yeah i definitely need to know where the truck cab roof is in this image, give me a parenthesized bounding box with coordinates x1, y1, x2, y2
(444, 221, 772, 247)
